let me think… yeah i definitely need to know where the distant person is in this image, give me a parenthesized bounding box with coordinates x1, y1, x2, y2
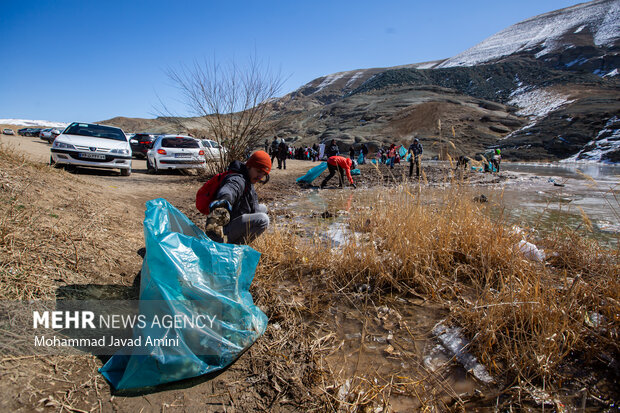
(349, 146, 355, 160)
(277, 139, 288, 169)
(325, 139, 339, 158)
(320, 155, 357, 189)
(387, 144, 396, 169)
(264, 139, 269, 152)
(360, 144, 369, 164)
(408, 138, 423, 178)
(491, 148, 502, 172)
(205, 150, 271, 244)
(270, 136, 280, 162)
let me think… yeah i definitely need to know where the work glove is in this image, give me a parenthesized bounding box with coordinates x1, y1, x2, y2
(351, 183, 357, 189)
(205, 199, 232, 233)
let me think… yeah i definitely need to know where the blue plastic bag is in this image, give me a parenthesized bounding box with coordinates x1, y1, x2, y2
(398, 145, 407, 158)
(357, 152, 364, 164)
(99, 198, 267, 390)
(296, 162, 328, 184)
(351, 168, 361, 175)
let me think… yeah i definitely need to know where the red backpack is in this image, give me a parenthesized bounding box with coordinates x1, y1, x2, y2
(195, 171, 233, 215)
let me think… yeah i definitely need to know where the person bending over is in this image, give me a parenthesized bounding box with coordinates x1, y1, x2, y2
(320, 155, 357, 189)
(206, 150, 271, 244)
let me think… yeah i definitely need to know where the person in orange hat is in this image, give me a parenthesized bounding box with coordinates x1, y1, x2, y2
(206, 150, 271, 244)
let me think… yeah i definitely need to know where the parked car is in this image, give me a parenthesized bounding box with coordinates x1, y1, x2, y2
(129, 133, 156, 158)
(50, 128, 64, 141)
(50, 122, 132, 176)
(39, 128, 63, 143)
(25, 128, 43, 137)
(18, 128, 29, 136)
(2, 128, 15, 135)
(200, 139, 227, 160)
(39, 128, 53, 141)
(146, 135, 206, 174)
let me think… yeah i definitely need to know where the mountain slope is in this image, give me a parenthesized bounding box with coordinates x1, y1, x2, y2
(103, 0, 619, 162)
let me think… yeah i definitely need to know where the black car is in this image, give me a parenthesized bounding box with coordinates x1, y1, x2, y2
(25, 128, 43, 137)
(129, 133, 156, 158)
(18, 128, 29, 136)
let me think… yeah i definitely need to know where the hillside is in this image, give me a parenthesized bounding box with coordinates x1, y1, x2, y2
(102, 0, 620, 162)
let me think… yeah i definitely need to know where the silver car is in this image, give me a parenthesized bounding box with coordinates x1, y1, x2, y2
(146, 135, 206, 173)
(200, 139, 227, 160)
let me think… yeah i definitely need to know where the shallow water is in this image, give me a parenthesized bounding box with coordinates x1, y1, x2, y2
(270, 162, 618, 406)
(497, 162, 620, 245)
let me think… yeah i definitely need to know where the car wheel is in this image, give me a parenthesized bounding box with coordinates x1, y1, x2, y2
(120, 168, 131, 177)
(49, 156, 60, 168)
(146, 159, 157, 174)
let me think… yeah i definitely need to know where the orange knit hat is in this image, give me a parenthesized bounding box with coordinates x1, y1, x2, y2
(246, 150, 272, 174)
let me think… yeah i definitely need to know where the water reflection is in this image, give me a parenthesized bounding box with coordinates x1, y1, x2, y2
(284, 163, 619, 247)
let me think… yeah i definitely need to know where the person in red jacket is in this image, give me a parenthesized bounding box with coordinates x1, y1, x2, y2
(320, 155, 357, 189)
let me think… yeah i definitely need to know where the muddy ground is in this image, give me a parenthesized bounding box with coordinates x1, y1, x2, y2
(0, 131, 556, 412)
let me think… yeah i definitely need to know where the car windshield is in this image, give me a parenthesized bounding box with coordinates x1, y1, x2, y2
(161, 137, 199, 148)
(64, 123, 126, 141)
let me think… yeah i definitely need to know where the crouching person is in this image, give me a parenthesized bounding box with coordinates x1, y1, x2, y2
(320, 155, 357, 189)
(205, 150, 271, 244)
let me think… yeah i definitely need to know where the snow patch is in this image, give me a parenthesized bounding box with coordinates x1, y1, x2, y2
(562, 116, 620, 163)
(603, 68, 618, 77)
(0, 119, 69, 128)
(508, 88, 574, 118)
(313, 73, 345, 94)
(345, 72, 363, 89)
(437, 0, 620, 68)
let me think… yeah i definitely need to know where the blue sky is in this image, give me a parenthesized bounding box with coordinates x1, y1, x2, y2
(1, 0, 585, 123)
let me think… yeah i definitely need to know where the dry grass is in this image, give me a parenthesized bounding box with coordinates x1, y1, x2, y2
(0, 144, 142, 301)
(253, 181, 620, 410)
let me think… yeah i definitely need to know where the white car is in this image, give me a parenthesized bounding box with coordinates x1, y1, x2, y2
(50, 122, 132, 176)
(200, 139, 227, 160)
(146, 135, 206, 173)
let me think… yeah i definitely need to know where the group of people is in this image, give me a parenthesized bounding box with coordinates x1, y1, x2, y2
(199, 135, 501, 246)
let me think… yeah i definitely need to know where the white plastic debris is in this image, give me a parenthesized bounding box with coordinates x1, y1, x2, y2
(432, 322, 494, 384)
(517, 240, 546, 262)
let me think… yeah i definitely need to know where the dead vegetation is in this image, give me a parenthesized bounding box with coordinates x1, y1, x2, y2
(1, 143, 618, 411)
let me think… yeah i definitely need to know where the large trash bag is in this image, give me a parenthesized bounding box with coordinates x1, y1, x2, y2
(99, 198, 267, 390)
(351, 169, 361, 175)
(296, 162, 328, 184)
(398, 145, 407, 158)
(357, 152, 364, 164)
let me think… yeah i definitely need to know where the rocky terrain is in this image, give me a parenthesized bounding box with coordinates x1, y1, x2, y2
(102, 0, 620, 162)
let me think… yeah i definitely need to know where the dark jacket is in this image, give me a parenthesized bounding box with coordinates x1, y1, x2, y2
(408, 141, 423, 158)
(215, 161, 258, 221)
(325, 142, 339, 158)
(277, 141, 288, 159)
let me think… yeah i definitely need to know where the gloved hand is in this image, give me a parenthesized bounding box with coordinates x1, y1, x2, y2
(351, 183, 357, 189)
(209, 199, 232, 213)
(206, 207, 231, 231)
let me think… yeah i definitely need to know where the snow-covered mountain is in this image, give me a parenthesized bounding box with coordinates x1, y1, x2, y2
(436, 0, 619, 70)
(0, 119, 69, 129)
(104, 0, 620, 162)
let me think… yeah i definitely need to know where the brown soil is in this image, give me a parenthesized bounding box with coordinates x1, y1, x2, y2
(0, 133, 524, 412)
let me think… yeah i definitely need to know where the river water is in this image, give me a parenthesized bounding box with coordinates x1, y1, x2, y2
(497, 162, 620, 246)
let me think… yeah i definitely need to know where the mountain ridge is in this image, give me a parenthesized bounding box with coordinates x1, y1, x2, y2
(101, 0, 620, 162)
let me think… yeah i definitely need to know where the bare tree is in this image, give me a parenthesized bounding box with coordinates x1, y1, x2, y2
(163, 55, 285, 173)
